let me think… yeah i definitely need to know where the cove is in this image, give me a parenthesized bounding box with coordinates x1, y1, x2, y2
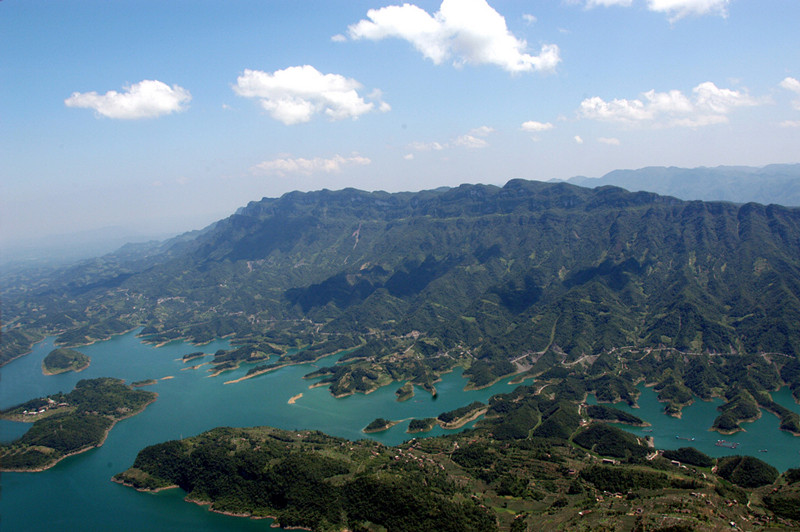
(587, 385, 800, 472)
(0, 330, 522, 531)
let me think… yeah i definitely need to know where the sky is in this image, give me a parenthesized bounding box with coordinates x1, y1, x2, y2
(2, 0, 800, 249)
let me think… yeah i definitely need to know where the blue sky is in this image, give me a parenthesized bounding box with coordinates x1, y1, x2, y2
(2, 0, 800, 246)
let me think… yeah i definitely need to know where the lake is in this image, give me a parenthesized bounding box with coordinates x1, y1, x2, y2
(1, 331, 798, 530)
(0, 330, 522, 531)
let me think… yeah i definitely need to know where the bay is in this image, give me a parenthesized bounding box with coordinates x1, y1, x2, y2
(587, 384, 800, 471)
(0, 330, 521, 531)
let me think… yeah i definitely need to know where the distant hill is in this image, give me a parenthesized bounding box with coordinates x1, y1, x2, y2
(2, 179, 800, 423)
(566, 164, 800, 206)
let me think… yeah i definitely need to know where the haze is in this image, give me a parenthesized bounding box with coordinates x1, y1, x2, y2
(2, 0, 799, 254)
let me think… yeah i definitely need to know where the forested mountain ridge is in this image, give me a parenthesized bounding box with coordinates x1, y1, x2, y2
(3, 180, 800, 425)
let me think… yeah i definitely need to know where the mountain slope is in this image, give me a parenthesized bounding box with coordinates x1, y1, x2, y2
(2, 180, 800, 416)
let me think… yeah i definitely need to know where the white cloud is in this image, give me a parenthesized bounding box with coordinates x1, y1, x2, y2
(781, 77, 800, 94)
(574, 135, 584, 144)
(598, 137, 621, 145)
(347, 0, 560, 73)
(578, 0, 728, 20)
(233, 66, 388, 125)
(692, 81, 757, 114)
(469, 125, 494, 136)
(404, 153, 415, 160)
(409, 141, 445, 151)
(410, 125, 494, 151)
(522, 13, 537, 24)
(647, 0, 729, 20)
(454, 134, 488, 148)
(252, 154, 371, 176)
(64, 80, 191, 119)
(780, 77, 800, 111)
(586, 0, 633, 7)
(580, 81, 760, 128)
(521, 120, 554, 132)
(331, 34, 347, 43)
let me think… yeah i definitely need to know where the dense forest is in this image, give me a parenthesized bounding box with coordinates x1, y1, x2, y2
(0, 378, 157, 471)
(116, 382, 800, 531)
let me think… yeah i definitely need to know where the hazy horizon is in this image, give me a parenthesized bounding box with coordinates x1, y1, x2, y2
(3, 0, 800, 247)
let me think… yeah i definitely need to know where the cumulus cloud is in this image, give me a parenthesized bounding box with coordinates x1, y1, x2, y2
(579, 81, 759, 127)
(410, 126, 494, 152)
(252, 154, 371, 176)
(347, 0, 560, 73)
(521, 120, 554, 132)
(647, 0, 730, 20)
(64, 80, 191, 119)
(233, 66, 388, 125)
(780, 77, 800, 111)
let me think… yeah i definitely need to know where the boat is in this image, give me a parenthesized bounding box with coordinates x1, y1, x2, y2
(715, 440, 740, 449)
(759, 449, 768, 453)
(675, 435, 695, 441)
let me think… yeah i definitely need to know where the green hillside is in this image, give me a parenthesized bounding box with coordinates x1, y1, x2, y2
(3, 180, 800, 430)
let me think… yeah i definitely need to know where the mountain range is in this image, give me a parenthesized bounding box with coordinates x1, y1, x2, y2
(3, 171, 800, 425)
(566, 164, 800, 206)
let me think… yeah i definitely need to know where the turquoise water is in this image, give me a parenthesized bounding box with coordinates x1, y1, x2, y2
(587, 385, 800, 470)
(2, 331, 798, 531)
(0, 330, 522, 531)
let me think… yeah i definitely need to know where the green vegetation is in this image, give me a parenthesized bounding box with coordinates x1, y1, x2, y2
(715, 455, 779, 488)
(42, 348, 90, 375)
(3, 182, 800, 440)
(661, 447, 714, 468)
(115, 427, 495, 531)
(437, 401, 486, 427)
(407, 418, 436, 433)
(395, 382, 414, 401)
(363, 418, 398, 433)
(572, 424, 650, 460)
(585, 404, 645, 425)
(0, 378, 157, 471)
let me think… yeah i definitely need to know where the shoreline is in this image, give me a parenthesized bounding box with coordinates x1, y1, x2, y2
(42, 360, 90, 376)
(288, 393, 303, 404)
(439, 407, 489, 430)
(363, 419, 402, 433)
(0, 395, 158, 473)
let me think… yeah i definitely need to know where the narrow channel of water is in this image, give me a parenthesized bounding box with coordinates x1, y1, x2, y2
(587, 385, 800, 470)
(0, 330, 521, 531)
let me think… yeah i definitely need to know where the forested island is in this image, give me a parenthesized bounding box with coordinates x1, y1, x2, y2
(3, 178, 800, 528)
(42, 347, 90, 375)
(115, 382, 800, 531)
(0, 378, 157, 471)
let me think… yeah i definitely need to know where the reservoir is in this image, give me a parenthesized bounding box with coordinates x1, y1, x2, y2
(1, 330, 798, 530)
(0, 330, 520, 531)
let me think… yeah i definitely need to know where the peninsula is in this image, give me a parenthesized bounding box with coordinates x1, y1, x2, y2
(0, 377, 157, 472)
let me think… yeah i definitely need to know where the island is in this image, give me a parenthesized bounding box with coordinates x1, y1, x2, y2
(0, 377, 157, 472)
(406, 417, 437, 433)
(42, 348, 90, 375)
(363, 417, 401, 433)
